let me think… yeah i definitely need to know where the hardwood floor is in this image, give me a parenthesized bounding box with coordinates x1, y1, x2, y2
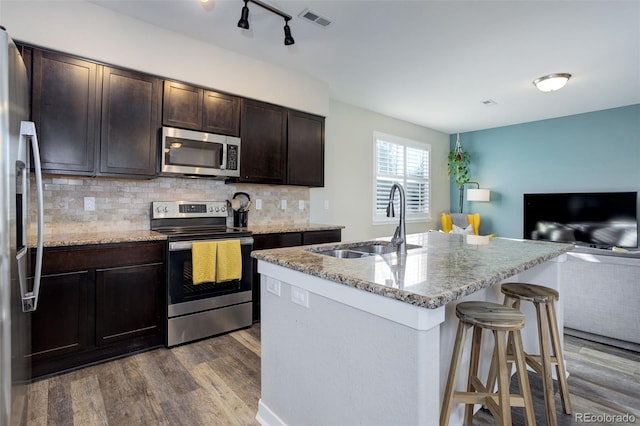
(17, 327, 639, 425)
(473, 335, 640, 425)
(18, 325, 261, 426)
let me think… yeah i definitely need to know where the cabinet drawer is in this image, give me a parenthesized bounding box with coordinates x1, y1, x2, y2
(253, 233, 302, 250)
(302, 230, 341, 245)
(35, 242, 165, 275)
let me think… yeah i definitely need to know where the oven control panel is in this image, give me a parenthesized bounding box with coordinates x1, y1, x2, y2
(152, 201, 228, 219)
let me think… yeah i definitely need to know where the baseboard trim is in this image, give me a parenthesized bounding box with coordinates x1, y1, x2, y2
(256, 399, 287, 426)
(565, 328, 640, 353)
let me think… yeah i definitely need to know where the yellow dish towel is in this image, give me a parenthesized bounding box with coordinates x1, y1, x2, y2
(216, 239, 242, 282)
(192, 241, 217, 285)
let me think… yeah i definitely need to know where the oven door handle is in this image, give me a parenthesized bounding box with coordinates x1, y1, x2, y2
(169, 237, 254, 251)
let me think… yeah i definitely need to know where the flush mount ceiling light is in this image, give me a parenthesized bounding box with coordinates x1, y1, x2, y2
(533, 73, 572, 92)
(237, 0, 295, 46)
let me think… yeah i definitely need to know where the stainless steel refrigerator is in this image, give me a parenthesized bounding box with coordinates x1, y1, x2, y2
(0, 27, 44, 426)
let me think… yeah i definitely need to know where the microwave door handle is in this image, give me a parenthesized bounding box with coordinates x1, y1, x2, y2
(220, 143, 228, 170)
(18, 121, 43, 312)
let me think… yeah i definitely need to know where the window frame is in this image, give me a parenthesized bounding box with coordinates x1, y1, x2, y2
(372, 131, 431, 225)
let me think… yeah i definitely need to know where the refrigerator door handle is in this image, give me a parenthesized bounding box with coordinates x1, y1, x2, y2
(18, 121, 43, 312)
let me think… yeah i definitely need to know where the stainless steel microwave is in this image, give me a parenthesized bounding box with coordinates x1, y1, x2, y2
(160, 126, 241, 178)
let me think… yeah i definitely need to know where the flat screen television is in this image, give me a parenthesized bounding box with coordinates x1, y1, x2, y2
(523, 192, 638, 249)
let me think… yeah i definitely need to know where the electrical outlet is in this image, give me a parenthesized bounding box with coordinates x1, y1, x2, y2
(298, 200, 305, 210)
(281, 199, 287, 210)
(266, 278, 281, 296)
(255, 199, 263, 210)
(291, 286, 309, 308)
(84, 197, 96, 211)
(324, 200, 330, 210)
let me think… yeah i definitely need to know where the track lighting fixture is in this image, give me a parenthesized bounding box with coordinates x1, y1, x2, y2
(283, 18, 295, 45)
(236, 0, 295, 46)
(237, 0, 250, 29)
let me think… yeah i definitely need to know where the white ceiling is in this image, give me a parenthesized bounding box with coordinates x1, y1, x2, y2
(90, 0, 640, 134)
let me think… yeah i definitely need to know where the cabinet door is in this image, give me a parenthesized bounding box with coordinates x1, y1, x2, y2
(30, 271, 91, 361)
(99, 67, 161, 177)
(95, 263, 164, 346)
(162, 80, 203, 130)
(31, 49, 99, 175)
(203, 90, 240, 136)
(287, 110, 325, 187)
(240, 99, 287, 184)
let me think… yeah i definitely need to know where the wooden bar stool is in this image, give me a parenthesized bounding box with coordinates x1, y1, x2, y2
(500, 283, 572, 426)
(440, 301, 536, 426)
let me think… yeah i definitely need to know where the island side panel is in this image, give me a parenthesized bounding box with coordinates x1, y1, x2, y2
(256, 264, 443, 426)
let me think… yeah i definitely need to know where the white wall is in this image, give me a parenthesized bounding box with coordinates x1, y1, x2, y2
(310, 100, 450, 242)
(0, 0, 329, 116)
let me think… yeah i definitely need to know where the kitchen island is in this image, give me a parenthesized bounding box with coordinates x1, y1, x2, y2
(252, 231, 573, 426)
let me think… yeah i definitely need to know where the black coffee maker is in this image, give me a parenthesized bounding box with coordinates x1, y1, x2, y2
(231, 192, 251, 227)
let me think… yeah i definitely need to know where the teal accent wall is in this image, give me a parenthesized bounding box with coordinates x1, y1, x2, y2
(449, 104, 640, 239)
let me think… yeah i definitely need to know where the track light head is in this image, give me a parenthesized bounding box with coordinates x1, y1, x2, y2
(236, 0, 295, 46)
(237, 1, 250, 29)
(283, 18, 295, 45)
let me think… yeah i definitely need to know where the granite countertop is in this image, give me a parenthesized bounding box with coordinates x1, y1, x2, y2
(31, 230, 168, 248)
(240, 223, 345, 234)
(31, 223, 344, 247)
(252, 231, 574, 309)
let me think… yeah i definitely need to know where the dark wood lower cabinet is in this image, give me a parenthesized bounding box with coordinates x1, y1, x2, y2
(252, 229, 341, 322)
(95, 263, 164, 346)
(28, 241, 165, 379)
(30, 271, 91, 360)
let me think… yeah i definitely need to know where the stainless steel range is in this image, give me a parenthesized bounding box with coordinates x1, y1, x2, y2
(151, 201, 253, 347)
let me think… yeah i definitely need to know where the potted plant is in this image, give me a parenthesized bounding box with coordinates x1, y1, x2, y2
(447, 134, 470, 187)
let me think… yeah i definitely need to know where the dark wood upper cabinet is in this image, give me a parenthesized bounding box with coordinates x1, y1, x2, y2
(27, 44, 324, 186)
(30, 46, 161, 178)
(163, 80, 240, 136)
(162, 80, 203, 129)
(287, 110, 325, 187)
(202, 90, 240, 136)
(31, 49, 100, 174)
(240, 99, 287, 184)
(99, 67, 161, 177)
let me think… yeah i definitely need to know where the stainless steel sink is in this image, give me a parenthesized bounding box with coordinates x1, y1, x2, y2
(311, 243, 422, 258)
(350, 244, 398, 255)
(313, 249, 371, 259)
(351, 243, 422, 255)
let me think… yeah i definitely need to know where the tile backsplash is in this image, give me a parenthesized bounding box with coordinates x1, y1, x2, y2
(30, 175, 310, 235)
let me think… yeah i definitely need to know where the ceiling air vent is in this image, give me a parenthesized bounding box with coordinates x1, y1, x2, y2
(299, 8, 332, 28)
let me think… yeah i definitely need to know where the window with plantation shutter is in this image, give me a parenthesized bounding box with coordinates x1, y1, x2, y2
(373, 132, 431, 223)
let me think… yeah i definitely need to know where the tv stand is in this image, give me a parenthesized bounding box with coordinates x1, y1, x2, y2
(562, 246, 640, 350)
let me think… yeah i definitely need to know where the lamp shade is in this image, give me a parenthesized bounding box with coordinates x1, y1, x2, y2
(467, 188, 490, 202)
